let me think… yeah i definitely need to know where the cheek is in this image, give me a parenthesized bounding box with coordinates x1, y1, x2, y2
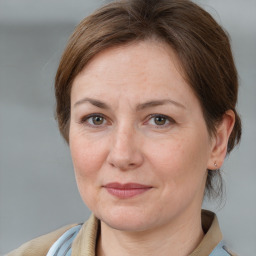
(147, 136, 209, 217)
(69, 133, 106, 180)
(147, 135, 209, 189)
(147, 137, 188, 171)
(69, 133, 107, 208)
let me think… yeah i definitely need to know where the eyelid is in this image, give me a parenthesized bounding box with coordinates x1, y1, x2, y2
(79, 113, 109, 127)
(145, 114, 175, 127)
(78, 113, 175, 128)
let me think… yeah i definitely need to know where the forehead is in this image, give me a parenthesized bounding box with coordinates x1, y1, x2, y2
(78, 39, 184, 79)
(71, 40, 195, 107)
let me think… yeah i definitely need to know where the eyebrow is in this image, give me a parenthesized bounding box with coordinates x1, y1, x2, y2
(74, 98, 110, 109)
(74, 97, 185, 110)
(136, 99, 186, 111)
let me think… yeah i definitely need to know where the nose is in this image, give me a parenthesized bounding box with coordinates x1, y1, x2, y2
(106, 126, 144, 171)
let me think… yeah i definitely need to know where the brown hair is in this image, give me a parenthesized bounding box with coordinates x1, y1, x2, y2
(55, 0, 241, 198)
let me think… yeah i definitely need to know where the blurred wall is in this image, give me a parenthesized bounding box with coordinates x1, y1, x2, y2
(0, 0, 255, 255)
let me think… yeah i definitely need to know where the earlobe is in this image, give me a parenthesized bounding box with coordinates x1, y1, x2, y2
(207, 110, 235, 170)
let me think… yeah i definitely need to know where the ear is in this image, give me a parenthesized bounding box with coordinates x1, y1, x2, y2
(207, 110, 235, 170)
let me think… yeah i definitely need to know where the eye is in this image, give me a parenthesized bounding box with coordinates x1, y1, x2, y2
(146, 114, 174, 127)
(80, 114, 107, 127)
(89, 116, 105, 125)
(153, 116, 168, 125)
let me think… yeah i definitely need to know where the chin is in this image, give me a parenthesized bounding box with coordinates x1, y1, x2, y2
(96, 207, 156, 232)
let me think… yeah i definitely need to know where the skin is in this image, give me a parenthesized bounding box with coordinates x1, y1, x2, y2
(69, 40, 235, 256)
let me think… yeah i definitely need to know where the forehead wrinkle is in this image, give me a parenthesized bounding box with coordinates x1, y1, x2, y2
(73, 96, 186, 113)
(136, 99, 186, 111)
(74, 97, 110, 109)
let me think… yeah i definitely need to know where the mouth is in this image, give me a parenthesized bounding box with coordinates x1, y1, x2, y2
(103, 182, 153, 199)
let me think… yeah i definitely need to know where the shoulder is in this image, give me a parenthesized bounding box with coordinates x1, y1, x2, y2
(6, 224, 77, 256)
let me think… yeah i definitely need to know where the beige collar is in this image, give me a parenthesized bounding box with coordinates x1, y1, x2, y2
(72, 210, 222, 256)
(190, 210, 223, 256)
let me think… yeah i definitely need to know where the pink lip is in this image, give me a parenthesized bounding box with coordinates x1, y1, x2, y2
(103, 183, 152, 199)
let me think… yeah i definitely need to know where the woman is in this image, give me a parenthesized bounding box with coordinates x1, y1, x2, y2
(8, 0, 241, 255)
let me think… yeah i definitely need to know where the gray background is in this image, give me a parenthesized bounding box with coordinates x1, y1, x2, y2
(0, 0, 255, 255)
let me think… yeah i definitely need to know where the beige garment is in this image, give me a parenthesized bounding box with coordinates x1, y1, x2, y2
(7, 224, 77, 256)
(7, 210, 234, 256)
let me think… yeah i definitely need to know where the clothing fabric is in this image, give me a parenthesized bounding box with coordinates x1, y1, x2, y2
(46, 224, 82, 256)
(46, 222, 231, 256)
(7, 210, 236, 256)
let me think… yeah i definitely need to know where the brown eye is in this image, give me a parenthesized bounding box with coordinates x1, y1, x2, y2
(146, 114, 174, 128)
(154, 116, 167, 125)
(92, 116, 104, 125)
(83, 115, 107, 126)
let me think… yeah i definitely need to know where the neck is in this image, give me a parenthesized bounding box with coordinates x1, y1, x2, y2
(97, 209, 204, 256)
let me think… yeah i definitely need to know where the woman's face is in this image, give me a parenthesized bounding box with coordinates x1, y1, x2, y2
(69, 40, 215, 232)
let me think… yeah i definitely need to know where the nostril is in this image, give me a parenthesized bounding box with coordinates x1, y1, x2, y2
(107, 152, 143, 171)
(106, 132, 144, 170)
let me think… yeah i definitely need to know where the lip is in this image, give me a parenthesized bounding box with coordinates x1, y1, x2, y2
(103, 183, 152, 199)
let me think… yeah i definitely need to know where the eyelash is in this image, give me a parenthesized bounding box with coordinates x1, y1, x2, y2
(79, 113, 108, 128)
(145, 114, 175, 128)
(79, 113, 175, 128)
